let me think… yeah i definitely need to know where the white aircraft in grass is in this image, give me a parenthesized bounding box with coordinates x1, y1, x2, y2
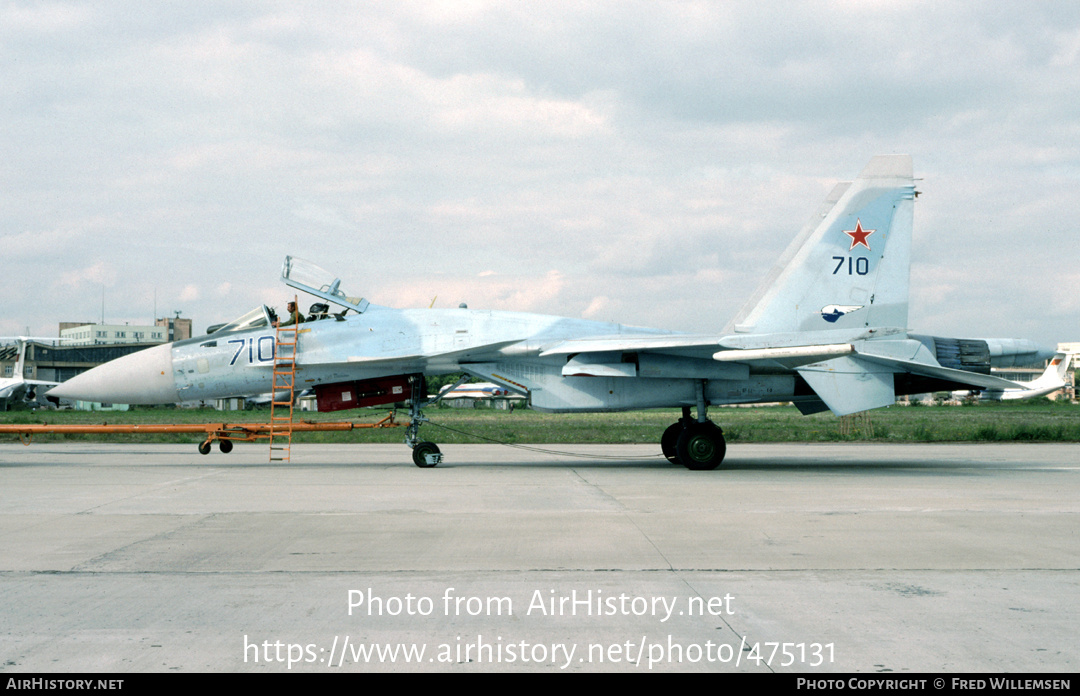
(1, 338, 62, 410)
(955, 353, 1073, 401)
(438, 382, 513, 400)
(49, 155, 1056, 468)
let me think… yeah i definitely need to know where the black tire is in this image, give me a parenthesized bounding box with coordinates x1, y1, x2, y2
(412, 441, 441, 468)
(219, 439, 234, 454)
(675, 421, 726, 470)
(661, 422, 683, 464)
(198, 441, 212, 455)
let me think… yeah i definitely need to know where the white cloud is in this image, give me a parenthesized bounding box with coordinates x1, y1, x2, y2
(1, 2, 1077, 346)
(0, 3, 92, 33)
(58, 262, 116, 289)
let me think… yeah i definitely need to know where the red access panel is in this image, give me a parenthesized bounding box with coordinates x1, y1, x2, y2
(315, 375, 413, 412)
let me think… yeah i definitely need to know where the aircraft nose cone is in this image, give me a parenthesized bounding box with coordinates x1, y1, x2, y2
(48, 343, 179, 405)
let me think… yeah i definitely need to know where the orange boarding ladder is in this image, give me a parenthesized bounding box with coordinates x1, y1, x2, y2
(269, 300, 300, 461)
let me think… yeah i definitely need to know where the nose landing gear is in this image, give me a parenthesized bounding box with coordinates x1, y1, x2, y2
(411, 440, 441, 467)
(404, 397, 442, 468)
(404, 374, 467, 467)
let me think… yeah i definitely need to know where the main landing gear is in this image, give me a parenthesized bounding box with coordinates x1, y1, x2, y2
(662, 392, 727, 470)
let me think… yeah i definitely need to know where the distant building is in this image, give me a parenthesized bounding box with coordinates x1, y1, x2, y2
(58, 315, 193, 346)
(1058, 342, 1080, 360)
(59, 322, 168, 346)
(156, 316, 192, 342)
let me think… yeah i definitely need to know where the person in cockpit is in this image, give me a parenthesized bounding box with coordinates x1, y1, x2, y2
(307, 303, 330, 322)
(278, 301, 304, 327)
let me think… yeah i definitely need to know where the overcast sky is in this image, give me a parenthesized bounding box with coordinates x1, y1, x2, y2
(3, 1, 1078, 348)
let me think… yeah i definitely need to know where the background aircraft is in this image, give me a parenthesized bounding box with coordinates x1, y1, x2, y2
(49, 156, 1056, 468)
(437, 383, 512, 400)
(0, 338, 63, 411)
(953, 353, 1072, 402)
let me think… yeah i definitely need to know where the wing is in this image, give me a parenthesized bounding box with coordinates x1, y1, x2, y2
(536, 330, 1029, 416)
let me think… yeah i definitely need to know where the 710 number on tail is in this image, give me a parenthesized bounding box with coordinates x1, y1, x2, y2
(833, 256, 869, 275)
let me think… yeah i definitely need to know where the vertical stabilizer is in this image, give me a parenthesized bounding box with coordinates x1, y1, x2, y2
(728, 155, 916, 335)
(1006, 353, 1073, 396)
(13, 339, 26, 382)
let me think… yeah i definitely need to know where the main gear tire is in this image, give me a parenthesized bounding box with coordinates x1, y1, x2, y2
(661, 422, 683, 464)
(675, 421, 726, 470)
(412, 441, 441, 468)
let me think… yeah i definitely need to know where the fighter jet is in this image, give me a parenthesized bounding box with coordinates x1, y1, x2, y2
(49, 155, 1056, 468)
(1, 338, 62, 410)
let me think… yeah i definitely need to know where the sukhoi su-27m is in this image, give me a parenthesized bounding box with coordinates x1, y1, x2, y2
(49, 156, 1055, 468)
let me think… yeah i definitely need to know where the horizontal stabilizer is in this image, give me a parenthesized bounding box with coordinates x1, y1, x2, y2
(855, 353, 1023, 391)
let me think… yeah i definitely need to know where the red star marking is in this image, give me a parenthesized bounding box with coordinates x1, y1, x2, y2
(844, 219, 875, 251)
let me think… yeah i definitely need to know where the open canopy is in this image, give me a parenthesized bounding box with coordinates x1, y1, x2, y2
(281, 256, 370, 314)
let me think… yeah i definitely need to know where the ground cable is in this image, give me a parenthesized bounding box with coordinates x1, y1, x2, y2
(424, 419, 668, 461)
